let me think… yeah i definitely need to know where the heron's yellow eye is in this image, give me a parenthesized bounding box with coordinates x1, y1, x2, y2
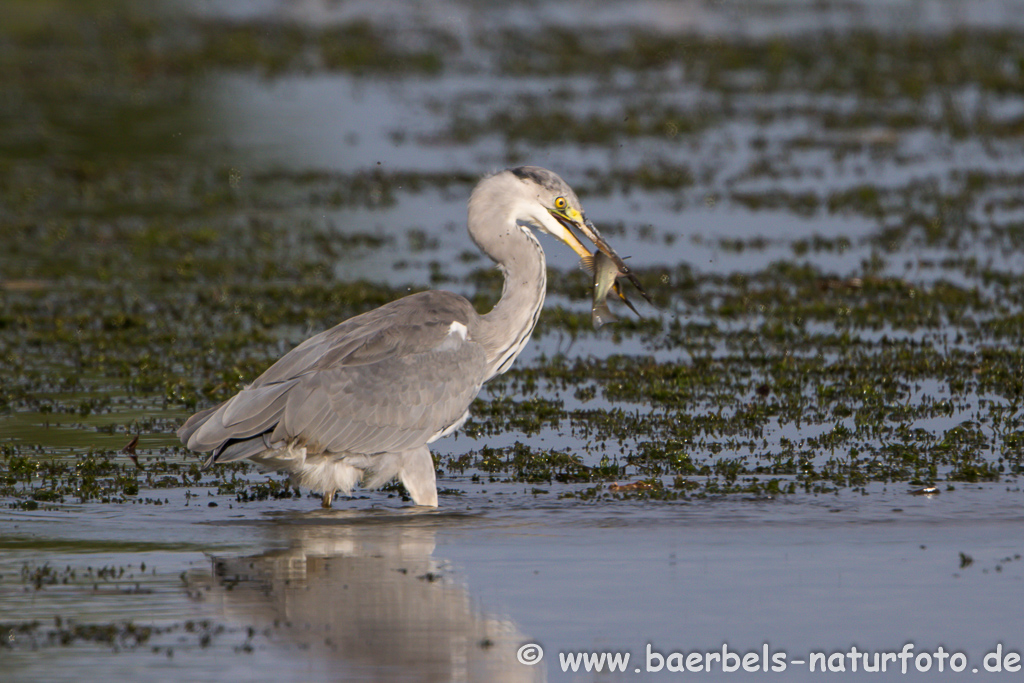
(554, 196, 567, 211)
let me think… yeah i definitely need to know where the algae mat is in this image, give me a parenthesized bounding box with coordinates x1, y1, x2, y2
(1, 1, 1022, 680)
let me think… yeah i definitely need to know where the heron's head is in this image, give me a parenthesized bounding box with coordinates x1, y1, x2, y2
(468, 166, 650, 302)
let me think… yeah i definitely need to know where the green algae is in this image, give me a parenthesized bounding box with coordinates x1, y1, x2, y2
(2, 1, 1024, 509)
(1, 614, 253, 659)
(4, 247, 1023, 501)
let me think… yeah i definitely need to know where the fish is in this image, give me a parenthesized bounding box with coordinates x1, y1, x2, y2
(580, 250, 640, 328)
(581, 218, 653, 306)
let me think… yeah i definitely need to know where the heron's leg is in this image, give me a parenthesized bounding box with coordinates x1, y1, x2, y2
(321, 489, 335, 508)
(399, 446, 438, 507)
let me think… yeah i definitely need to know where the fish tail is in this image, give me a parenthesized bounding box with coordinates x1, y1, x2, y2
(592, 303, 618, 328)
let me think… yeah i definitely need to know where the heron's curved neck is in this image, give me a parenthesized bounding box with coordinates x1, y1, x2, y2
(477, 227, 547, 379)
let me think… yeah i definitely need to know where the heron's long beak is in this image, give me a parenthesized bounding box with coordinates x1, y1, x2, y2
(548, 207, 653, 304)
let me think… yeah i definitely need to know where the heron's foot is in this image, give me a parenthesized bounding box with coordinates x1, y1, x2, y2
(321, 490, 335, 508)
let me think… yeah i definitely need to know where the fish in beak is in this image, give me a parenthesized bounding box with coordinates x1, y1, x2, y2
(547, 206, 653, 305)
(580, 250, 640, 328)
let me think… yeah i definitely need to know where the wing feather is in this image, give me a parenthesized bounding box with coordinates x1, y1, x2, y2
(220, 380, 297, 428)
(277, 383, 323, 437)
(186, 379, 297, 452)
(178, 291, 488, 462)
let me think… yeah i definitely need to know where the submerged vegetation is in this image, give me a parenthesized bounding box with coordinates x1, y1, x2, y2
(1, 1, 1023, 510)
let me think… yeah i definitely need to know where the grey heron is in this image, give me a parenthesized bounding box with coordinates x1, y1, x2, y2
(177, 166, 647, 508)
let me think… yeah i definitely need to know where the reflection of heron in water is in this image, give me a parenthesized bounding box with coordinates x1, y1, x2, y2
(197, 516, 544, 682)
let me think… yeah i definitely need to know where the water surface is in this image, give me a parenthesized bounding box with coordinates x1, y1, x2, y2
(2, 0, 1023, 680)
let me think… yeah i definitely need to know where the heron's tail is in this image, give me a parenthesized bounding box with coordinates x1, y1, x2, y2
(176, 404, 219, 446)
(176, 379, 297, 467)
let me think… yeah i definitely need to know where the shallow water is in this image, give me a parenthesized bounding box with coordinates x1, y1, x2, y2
(3, 0, 1024, 680)
(4, 491, 1022, 681)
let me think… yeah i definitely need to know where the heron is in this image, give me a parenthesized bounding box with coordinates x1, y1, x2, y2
(177, 166, 648, 508)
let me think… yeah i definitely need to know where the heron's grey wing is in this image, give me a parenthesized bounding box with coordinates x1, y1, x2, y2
(269, 331, 486, 456)
(176, 315, 392, 453)
(249, 290, 474, 386)
(178, 291, 485, 460)
(179, 378, 301, 454)
(177, 403, 219, 446)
